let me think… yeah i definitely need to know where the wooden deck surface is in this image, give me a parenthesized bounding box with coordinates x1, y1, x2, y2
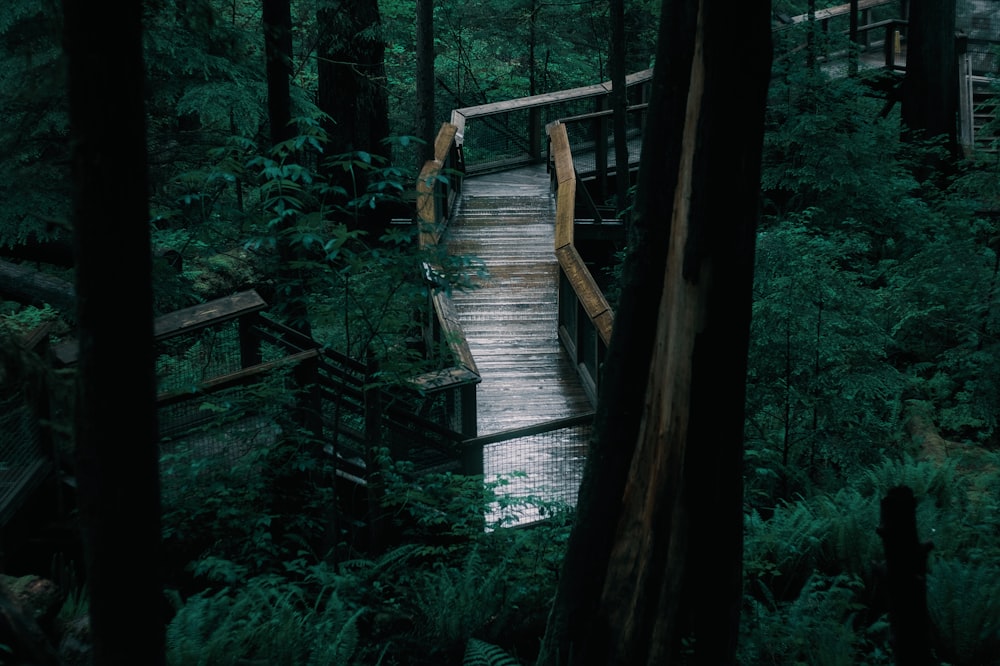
(444, 164, 593, 436)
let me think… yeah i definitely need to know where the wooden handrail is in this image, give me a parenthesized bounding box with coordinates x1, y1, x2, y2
(52, 289, 268, 366)
(548, 120, 614, 346)
(413, 122, 481, 437)
(787, 0, 894, 25)
(450, 68, 654, 127)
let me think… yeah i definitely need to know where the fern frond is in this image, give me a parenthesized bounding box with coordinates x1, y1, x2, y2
(927, 558, 1000, 665)
(463, 638, 522, 666)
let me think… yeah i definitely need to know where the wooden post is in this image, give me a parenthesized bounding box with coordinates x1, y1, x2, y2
(595, 97, 609, 201)
(849, 0, 859, 76)
(460, 382, 478, 439)
(878, 486, 935, 666)
(238, 312, 263, 368)
(529, 106, 542, 163)
(364, 352, 387, 552)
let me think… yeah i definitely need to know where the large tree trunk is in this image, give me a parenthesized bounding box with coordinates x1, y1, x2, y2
(316, 0, 391, 233)
(63, 1, 165, 663)
(263, 0, 310, 334)
(415, 0, 436, 163)
(609, 0, 630, 217)
(902, 0, 957, 149)
(537, 0, 771, 663)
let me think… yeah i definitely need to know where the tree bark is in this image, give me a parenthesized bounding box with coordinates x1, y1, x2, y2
(316, 0, 389, 154)
(263, 0, 310, 334)
(537, 0, 771, 663)
(609, 0, 630, 217)
(902, 0, 957, 150)
(879, 486, 935, 666)
(263, 0, 294, 148)
(63, 0, 165, 663)
(316, 0, 391, 228)
(416, 0, 436, 163)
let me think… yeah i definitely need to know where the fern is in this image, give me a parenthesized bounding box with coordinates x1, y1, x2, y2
(166, 570, 367, 666)
(409, 547, 521, 655)
(927, 558, 1000, 665)
(463, 638, 523, 666)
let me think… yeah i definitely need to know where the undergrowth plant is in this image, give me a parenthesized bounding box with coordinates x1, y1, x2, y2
(743, 451, 1000, 664)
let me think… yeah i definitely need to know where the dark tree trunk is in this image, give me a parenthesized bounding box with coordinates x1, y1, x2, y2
(263, 0, 310, 334)
(609, 0, 630, 217)
(416, 0, 436, 162)
(263, 0, 294, 147)
(316, 0, 391, 232)
(63, 1, 165, 663)
(902, 0, 957, 150)
(537, 0, 771, 663)
(879, 486, 935, 666)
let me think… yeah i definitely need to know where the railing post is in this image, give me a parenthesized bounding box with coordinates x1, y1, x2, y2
(849, 0, 859, 76)
(460, 382, 477, 439)
(529, 106, 542, 163)
(364, 352, 388, 551)
(238, 312, 263, 368)
(884, 22, 895, 68)
(461, 439, 484, 477)
(595, 96, 609, 200)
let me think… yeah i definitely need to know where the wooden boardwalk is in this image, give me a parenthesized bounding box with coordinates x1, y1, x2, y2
(443, 164, 593, 436)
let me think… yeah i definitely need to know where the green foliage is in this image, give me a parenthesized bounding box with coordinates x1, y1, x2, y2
(0, 0, 69, 248)
(740, 573, 892, 666)
(926, 558, 1000, 665)
(166, 567, 365, 666)
(408, 549, 520, 656)
(463, 638, 523, 666)
(747, 219, 905, 500)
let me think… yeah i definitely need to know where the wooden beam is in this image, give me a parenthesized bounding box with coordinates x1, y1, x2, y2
(52, 290, 268, 366)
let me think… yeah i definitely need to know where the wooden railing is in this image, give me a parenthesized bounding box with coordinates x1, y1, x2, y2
(451, 69, 654, 175)
(415, 122, 480, 439)
(547, 121, 614, 406)
(776, 0, 908, 71)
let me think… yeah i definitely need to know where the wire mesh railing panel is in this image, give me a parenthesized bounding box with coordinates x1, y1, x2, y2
(560, 108, 647, 179)
(462, 109, 535, 171)
(158, 383, 286, 502)
(0, 393, 50, 525)
(482, 419, 591, 527)
(959, 0, 1000, 74)
(155, 321, 246, 395)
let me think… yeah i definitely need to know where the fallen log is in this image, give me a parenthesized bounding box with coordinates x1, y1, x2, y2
(0, 259, 76, 315)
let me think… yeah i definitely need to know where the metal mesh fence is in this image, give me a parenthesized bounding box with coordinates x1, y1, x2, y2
(960, 0, 1000, 76)
(460, 79, 650, 174)
(155, 322, 244, 395)
(482, 417, 591, 527)
(158, 378, 292, 503)
(0, 393, 50, 525)
(560, 108, 646, 178)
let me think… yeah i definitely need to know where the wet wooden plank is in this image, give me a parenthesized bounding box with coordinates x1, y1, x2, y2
(443, 164, 594, 436)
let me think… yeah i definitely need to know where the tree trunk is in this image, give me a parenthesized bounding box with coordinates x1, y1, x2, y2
(609, 0, 630, 217)
(415, 0, 435, 163)
(316, 0, 391, 233)
(537, 0, 771, 663)
(63, 1, 165, 663)
(902, 0, 957, 150)
(263, 0, 294, 148)
(263, 0, 310, 334)
(879, 486, 935, 666)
